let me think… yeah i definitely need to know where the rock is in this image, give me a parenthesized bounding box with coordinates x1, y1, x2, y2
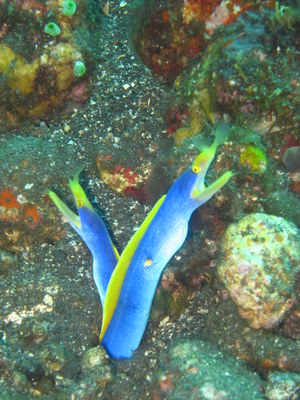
(155, 340, 264, 400)
(284, 309, 300, 340)
(283, 146, 300, 173)
(0, 249, 16, 272)
(12, 370, 28, 392)
(17, 317, 49, 344)
(41, 343, 66, 372)
(265, 372, 300, 400)
(81, 346, 109, 371)
(60, 346, 114, 399)
(217, 213, 300, 329)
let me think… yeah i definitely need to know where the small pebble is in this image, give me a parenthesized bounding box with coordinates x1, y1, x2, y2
(64, 124, 71, 133)
(0, 249, 16, 270)
(81, 346, 108, 370)
(24, 183, 34, 190)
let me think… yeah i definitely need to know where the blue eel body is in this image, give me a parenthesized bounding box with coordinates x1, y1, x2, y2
(76, 206, 118, 306)
(49, 126, 233, 359)
(101, 170, 204, 358)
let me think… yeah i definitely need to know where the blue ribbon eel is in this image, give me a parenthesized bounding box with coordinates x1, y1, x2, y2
(48, 166, 119, 306)
(100, 125, 233, 359)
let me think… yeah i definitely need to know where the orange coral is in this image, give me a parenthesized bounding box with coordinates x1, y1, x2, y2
(0, 189, 41, 223)
(24, 203, 41, 223)
(0, 189, 21, 209)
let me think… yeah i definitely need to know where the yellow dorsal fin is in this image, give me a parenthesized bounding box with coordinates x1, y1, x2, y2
(100, 194, 166, 340)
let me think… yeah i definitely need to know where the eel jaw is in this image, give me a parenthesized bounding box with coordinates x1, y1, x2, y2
(191, 170, 234, 204)
(48, 190, 81, 231)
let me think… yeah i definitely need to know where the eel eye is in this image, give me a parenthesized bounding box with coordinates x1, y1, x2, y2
(144, 258, 153, 267)
(77, 200, 84, 207)
(192, 165, 200, 174)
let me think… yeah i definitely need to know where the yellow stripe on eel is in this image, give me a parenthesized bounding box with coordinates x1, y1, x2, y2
(100, 194, 166, 341)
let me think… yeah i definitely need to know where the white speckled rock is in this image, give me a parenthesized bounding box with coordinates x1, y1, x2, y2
(217, 213, 300, 329)
(81, 346, 109, 371)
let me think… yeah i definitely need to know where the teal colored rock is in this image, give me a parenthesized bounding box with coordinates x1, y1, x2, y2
(73, 61, 86, 77)
(265, 372, 300, 400)
(44, 22, 61, 36)
(62, 0, 77, 17)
